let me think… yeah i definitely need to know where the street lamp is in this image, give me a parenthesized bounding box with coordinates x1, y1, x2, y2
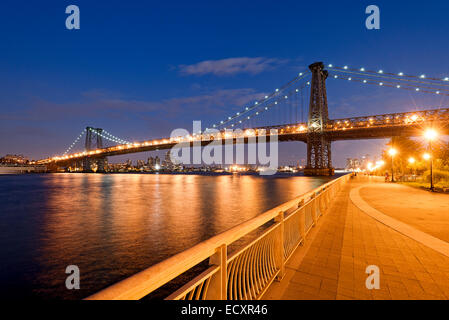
(424, 129, 438, 191)
(388, 148, 397, 182)
(408, 157, 416, 176)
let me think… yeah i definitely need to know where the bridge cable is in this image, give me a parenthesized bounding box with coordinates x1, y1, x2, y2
(206, 71, 311, 132)
(224, 82, 310, 129)
(218, 79, 311, 130)
(328, 73, 449, 97)
(327, 66, 449, 88)
(63, 129, 87, 156)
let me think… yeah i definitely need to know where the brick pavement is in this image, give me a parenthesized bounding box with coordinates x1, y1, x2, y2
(264, 177, 449, 300)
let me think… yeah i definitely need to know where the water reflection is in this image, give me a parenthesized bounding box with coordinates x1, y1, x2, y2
(0, 173, 333, 299)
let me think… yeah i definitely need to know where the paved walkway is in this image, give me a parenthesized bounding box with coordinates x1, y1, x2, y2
(264, 176, 449, 300)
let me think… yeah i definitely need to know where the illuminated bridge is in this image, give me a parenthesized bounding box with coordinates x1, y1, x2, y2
(37, 62, 449, 175)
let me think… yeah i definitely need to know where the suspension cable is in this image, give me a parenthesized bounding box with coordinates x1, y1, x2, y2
(328, 73, 449, 96)
(206, 71, 311, 132)
(63, 129, 87, 155)
(327, 66, 449, 88)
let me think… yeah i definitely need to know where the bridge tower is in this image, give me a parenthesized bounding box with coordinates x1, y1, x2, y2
(83, 127, 107, 173)
(304, 62, 334, 176)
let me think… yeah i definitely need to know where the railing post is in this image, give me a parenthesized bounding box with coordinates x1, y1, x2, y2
(207, 244, 227, 300)
(274, 211, 285, 281)
(311, 194, 318, 225)
(298, 202, 306, 245)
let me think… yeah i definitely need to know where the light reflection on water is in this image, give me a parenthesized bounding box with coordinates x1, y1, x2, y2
(0, 173, 334, 299)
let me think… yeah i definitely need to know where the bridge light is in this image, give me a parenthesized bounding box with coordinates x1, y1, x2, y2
(228, 117, 231, 120)
(236, 112, 240, 115)
(398, 72, 404, 76)
(416, 88, 420, 91)
(360, 67, 365, 71)
(436, 91, 440, 94)
(363, 80, 367, 83)
(343, 66, 348, 69)
(299, 72, 303, 76)
(265, 95, 268, 99)
(348, 77, 352, 81)
(328, 64, 333, 67)
(334, 75, 338, 78)
(274, 101, 278, 104)
(245, 129, 255, 136)
(378, 70, 383, 74)
(275, 88, 279, 92)
(420, 74, 426, 78)
(284, 95, 288, 99)
(444, 77, 449, 81)
(256, 112, 259, 115)
(379, 82, 383, 86)
(265, 107, 268, 110)
(296, 89, 299, 92)
(254, 102, 258, 105)
(396, 85, 401, 88)
(220, 120, 224, 124)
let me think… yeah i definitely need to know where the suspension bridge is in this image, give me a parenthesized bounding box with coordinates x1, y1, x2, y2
(36, 62, 449, 175)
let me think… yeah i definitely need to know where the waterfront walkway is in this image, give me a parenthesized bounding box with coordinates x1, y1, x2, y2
(264, 176, 449, 300)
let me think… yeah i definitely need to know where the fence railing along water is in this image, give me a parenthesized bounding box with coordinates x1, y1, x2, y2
(86, 173, 353, 300)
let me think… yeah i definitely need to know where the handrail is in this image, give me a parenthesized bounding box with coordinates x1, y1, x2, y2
(86, 173, 352, 300)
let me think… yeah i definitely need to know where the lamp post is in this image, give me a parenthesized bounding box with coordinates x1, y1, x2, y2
(388, 148, 397, 182)
(408, 157, 416, 176)
(424, 129, 438, 192)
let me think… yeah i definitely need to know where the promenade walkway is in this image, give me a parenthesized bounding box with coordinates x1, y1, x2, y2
(263, 176, 449, 300)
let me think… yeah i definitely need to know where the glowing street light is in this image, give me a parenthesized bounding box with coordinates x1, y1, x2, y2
(408, 157, 416, 175)
(388, 148, 397, 182)
(424, 129, 438, 141)
(424, 129, 439, 191)
(388, 148, 397, 157)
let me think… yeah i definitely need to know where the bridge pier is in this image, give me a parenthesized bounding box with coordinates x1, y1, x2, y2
(96, 157, 107, 173)
(82, 158, 94, 173)
(82, 127, 107, 173)
(304, 62, 334, 176)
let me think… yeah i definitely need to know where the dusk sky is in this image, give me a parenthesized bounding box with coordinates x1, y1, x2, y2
(1, 0, 448, 166)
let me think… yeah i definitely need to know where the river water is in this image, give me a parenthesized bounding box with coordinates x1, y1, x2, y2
(0, 173, 335, 299)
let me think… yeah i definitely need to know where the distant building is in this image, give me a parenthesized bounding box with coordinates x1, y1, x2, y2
(136, 160, 145, 169)
(148, 157, 155, 168)
(163, 151, 173, 170)
(345, 158, 361, 171)
(0, 154, 28, 164)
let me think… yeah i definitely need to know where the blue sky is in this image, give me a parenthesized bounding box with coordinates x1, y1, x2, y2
(0, 0, 448, 166)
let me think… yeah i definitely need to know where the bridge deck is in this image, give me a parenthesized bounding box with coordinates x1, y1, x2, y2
(263, 176, 449, 300)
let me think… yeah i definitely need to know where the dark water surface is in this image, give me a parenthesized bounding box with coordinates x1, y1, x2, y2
(0, 173, 334, 299)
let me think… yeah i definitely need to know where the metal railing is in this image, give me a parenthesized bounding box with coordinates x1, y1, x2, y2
(86, 173, 352, 300)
